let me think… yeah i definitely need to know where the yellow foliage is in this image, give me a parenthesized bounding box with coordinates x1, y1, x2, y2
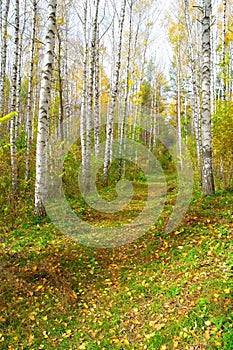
(0, 111, 18, 124)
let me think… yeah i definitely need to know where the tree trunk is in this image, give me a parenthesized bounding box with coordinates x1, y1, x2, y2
(94, 25, 100, 158)
(34, 0, 57, 217)
(103, 0, 127, 185)
(222, 0, 227, 101)
(201, 0, 215, 195)
(86, 0, 100, 191)
(10, 0, 20, 196)
(80, 0, 88, 184)
(118, 0, 133, 178)
(184, 0, 202, 168)
(0, 0, 10, 115)
(25, 0, 37, 181)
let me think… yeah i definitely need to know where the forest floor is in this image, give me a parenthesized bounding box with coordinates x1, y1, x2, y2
(0, 187, 233, 349)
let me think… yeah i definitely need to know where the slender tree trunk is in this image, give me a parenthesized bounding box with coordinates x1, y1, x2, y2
(201, 0, 215, 195)
(15, 1, 26, 140)
(119, 0, 133, 178)
(222, 0, 227, 101)
(184, 0, 202, 168)
(10, 0, 20, 196)
(177, 53, 183, 170)
(94, 26, 100, 158)
(25, 0, 37, 181)
(0, 0, 10, 115)
(80, 0, 88, 184)
(103, 0, 127, 185)
(57, 29, 64, 141)
(34, 0, 57, 217)
(85, 0, 100, 191)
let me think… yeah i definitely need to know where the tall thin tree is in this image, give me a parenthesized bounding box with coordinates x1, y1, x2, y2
(34, 0, 57, 216)
(25, 0, 37, 181)
(103, 0, 127, 185)
(201, 0, 215, 195)
(10, 0, 20, 195)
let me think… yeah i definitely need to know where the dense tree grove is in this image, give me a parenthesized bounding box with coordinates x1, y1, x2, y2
(0, 0, 232, 223)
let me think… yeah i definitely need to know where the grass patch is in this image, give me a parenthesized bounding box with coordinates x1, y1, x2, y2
(0, 189, 233, 349)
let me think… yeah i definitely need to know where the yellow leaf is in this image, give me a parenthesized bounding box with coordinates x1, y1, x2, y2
(224, 288, 230, 294)
(36, 285, 43, 291)
(0, 111, 18, 124)
(28, 334, 34, 345)
(145, 332, 155, 339)
(205, 320, 211, 326)
(155, 323, 165, 330)
(123, 338, 130, 345)
(204, 331, 210, 340)
(43, 331, 48, 339)
(42, 316, 48, 321)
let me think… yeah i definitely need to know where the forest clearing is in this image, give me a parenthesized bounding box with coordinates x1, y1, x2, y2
(0, 0, 233, 349)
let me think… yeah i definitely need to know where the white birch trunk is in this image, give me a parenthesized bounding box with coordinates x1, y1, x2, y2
(0, 0, 10, 115)
(80, 0, 88, 183)
(10, 0, 19, 195)
(103, 0, 126, 185)
(184, 0, 202, 168)
(25, 0, 37, 181)
(86, 0, 100, 191)
(222, 0, 227, 101)
(201, 0, 215, 195)
(94, 26, 100, 158)
(119, 0, 133, 178)
(177, 52, 183, 170)
(34, 0, 57, 216)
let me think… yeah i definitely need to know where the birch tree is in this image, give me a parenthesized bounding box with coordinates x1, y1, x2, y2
(221, 0, 227, 101)
(34, 0, 57, 217)
(201, 0, 215, 195)
(85, 0, 100, 190)
(103, 0, 127, 185)
(184, 0, 202, 168)
(0, 0, 10, 115)
(10, 0, 20, 195)
(25, 0, 37, 181)
(80, 0, 88, 184)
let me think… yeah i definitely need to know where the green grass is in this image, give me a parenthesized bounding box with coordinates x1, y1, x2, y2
(0, 188, 233, 349)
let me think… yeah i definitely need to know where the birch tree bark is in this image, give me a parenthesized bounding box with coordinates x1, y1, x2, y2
(184, 0, 202, 168)
(103, 0, 127, 185)
(94, 25, 100, 158)
(201, 0, 215, 195)
(0, 0, 10, 115)
(221, 0, 227, 101)
(34, 0, 57, 217)
(118, 0, 133, 178)
(80, 0, 88, 184)
(25, 0, 37, 181)
(56, 28, 64, 141)
(177, 53, 183, 170)
(85, 0, 100, 191)
(10, 0, 20, 195)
